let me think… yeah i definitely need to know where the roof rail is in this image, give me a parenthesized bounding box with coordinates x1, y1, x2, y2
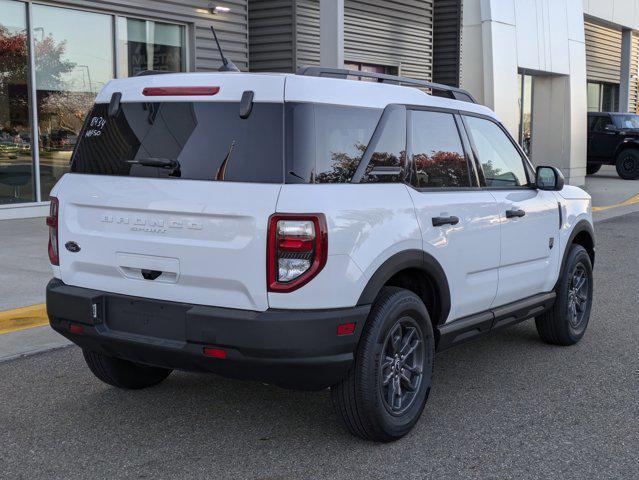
(297, 66, 477, 104)
(133, 70, 173, 77)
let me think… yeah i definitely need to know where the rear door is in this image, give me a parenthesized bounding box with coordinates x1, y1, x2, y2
(55, 77, 286, 311)
(462, 115, 561, 306)
(589, 114, 618, 159)
(406, 109, 501, 322)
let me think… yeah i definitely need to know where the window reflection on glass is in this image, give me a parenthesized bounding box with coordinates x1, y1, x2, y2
(362, 106, 407, 184)
(587, 82, 620, 112)
(285, 104, 380, 184)
(465, 116, 529, 188)
(344, 62, 398, 81)
(587, 82, 601, 112)
(410, 111, 470, 188)
(117, 18, 186, 76)
(0, 0, 34, 204)
(517, 74, 533, 156)
(601, 83, 619, 112)
(33, 4, 114, 200)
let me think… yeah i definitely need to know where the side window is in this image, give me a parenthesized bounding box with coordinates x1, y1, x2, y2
(593, 116, 613, 132)
(409, 110, 471, 188)
(361, 106, 407, 183)
(285, 103, 381, 184)
(464, 116, 529, 188)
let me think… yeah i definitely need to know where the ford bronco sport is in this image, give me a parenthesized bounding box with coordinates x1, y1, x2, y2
(46, 67, 595, 442)
(587, 111, 639, 179)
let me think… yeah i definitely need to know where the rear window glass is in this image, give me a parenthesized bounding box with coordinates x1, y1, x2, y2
(285, 103, 382, 183)
(71, 102, 284, 183)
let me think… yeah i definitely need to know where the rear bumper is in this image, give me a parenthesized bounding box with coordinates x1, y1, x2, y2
(46, 279, 369, 390)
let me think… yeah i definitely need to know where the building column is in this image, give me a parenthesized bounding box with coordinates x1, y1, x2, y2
(460, 0, 588, 186)
(320, 0, 344, 68)
(620, 28, 633, 113)
(530, 40, 588, 186)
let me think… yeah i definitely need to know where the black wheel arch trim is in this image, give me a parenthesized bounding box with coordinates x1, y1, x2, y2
(560, 220, 595, 280)
(614, 140, 639, 160)
(356, 249, 451, 325)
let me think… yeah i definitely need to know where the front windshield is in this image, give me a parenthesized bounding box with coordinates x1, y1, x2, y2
(613, 114, 639, 130)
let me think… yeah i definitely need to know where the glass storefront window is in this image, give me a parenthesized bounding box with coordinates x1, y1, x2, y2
(32, 4, 114, 200)
(0, 0, 34, 205)
(587, 82, 620, 112)
(587, 82, 601, 112)
(1, 4, 188, 208)
(117, 18, 186, 76)
(517, 73, 534, 157)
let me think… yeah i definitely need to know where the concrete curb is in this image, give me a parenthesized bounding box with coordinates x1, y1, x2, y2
(0, 325, 72, 363)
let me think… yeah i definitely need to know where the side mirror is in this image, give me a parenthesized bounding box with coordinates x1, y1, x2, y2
(536, 166, 564, 191)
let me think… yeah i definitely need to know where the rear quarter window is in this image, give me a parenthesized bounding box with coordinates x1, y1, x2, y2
(285, 103, 381, 183)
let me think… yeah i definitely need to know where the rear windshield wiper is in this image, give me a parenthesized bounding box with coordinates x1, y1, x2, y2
(127, 157, 180, 170)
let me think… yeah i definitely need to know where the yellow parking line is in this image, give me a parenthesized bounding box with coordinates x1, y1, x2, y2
(592, 193, 639, 212)
(0, 304, 48, 335)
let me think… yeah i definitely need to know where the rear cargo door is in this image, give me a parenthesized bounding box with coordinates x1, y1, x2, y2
(57, 175, 280, 311)
(55, 75, 286, 311)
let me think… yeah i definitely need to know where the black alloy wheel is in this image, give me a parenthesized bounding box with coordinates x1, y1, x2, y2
(616, 149, 639, 180)
(379, 317, 425, 416)
(567, 264, 589, 329)
(331, 287, 434, 442)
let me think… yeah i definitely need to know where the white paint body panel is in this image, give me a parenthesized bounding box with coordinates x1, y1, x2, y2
(489, 189, 562, 307)
(408, 189, 501, 322)
(96, 73, 286, 104)
(270, 184, 421, 309)
(55, 174, 280, 311)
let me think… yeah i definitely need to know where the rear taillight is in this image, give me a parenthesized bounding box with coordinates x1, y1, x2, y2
(46, 197, 59, 266)
(267, 214, 327, 292)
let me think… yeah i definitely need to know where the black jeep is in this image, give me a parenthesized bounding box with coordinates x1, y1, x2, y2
(587, 112, 639, 179)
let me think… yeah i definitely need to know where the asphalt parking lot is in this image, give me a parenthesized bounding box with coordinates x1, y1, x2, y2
(0, 212, 638, 480)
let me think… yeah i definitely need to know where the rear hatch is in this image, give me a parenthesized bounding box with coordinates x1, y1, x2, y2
(54, 74, 286, 311)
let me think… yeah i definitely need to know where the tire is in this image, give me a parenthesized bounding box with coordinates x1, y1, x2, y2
(331, 287, 434, 442)
(83, 350, 172, 389)
(615, 149, 639, 180)
(586, 163, 601, 175)
(535, 245, 593, 346)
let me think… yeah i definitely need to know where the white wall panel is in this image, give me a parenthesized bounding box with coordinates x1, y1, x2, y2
(584, 0, 614, 22)
(584, 0, 639, 30)
(461, 0, 589, 185)
(481, 0, 515, 24)
(514, 0, 540, 70)
(548, 0, 571, 74)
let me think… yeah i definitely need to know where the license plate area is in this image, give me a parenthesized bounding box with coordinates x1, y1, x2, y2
(105, 296, 187, 341)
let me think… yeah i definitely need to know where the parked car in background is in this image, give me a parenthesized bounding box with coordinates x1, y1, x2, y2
(587, 112, 639, 179)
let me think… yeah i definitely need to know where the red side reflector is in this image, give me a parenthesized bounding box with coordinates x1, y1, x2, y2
(69, 324, 84, 334)
(337, 322, 356, 336)
(203, 347, 227, 359)
(142, 86, 220, 96)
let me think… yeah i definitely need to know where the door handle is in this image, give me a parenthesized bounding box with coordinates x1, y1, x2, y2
(432, 216, 460, 227)
(506, 209, 526, 219)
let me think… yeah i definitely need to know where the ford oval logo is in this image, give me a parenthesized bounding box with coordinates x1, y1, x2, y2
(65, 241, 81, 253)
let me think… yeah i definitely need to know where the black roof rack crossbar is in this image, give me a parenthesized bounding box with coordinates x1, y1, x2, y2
(134, 70, 174, 77)
(297, 66, 477, 104)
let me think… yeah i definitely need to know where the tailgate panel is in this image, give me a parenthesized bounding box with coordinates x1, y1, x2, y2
(57, 174, 280, 311)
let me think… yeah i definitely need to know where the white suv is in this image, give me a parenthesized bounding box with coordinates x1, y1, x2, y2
(46, 68, 595, 442)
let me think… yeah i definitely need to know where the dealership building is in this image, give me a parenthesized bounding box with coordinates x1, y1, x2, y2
(0, 0, 638, 219)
